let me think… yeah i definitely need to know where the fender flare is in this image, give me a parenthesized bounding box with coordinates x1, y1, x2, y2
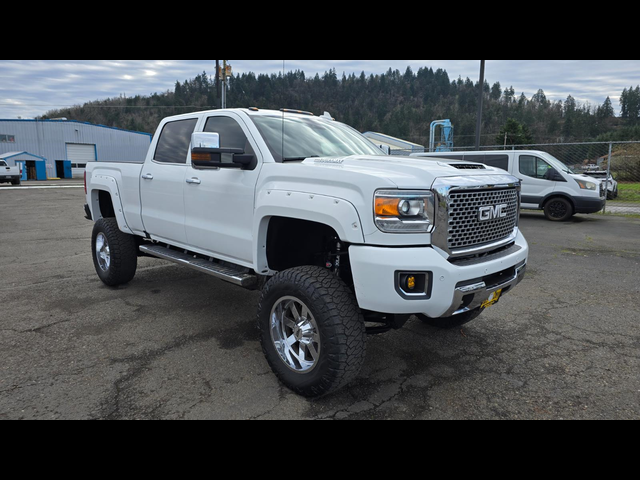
(252, 190, 365, 275)
(88, 174, 133, 234)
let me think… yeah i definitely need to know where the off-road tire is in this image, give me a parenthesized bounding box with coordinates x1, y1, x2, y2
(91, 218, 138, 287)
(417, 307, 483, 329)
(543, 196, 573, 221)
(257, 266, 366, 397)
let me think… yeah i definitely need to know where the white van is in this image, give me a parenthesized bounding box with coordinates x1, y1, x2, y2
(411, 150, 606, 221)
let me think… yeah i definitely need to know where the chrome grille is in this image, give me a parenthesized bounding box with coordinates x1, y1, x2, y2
(447, 188, 519, 250)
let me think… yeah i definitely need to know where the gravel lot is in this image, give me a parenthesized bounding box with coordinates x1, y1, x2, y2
(1, 183, 639, 420)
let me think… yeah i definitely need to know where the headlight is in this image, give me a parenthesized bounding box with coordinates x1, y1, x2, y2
(374, 190, 435, 233)
(575, 179, 596, 190)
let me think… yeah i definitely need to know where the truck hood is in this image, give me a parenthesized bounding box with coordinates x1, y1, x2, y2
(302, 154, 508, 189)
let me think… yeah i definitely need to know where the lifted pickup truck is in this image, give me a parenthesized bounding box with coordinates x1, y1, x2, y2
(0, 160, 21, 185)
(84, 108, 528, 397)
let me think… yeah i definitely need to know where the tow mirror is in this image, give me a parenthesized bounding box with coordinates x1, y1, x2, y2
(190, 132, 254, 169)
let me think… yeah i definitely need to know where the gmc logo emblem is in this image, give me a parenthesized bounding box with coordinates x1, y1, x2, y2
(478, 204, 508, 221)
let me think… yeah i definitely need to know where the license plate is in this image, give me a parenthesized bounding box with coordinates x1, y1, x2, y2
(481, 289, 502, 309)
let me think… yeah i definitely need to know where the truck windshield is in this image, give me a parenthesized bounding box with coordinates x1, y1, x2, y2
(250, 114, 384, 162)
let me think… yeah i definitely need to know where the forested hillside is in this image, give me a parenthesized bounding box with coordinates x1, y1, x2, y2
(42, 67, 640, 147)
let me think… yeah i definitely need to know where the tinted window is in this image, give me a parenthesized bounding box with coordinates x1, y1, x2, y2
(204, 116, 255, 165)
(0, 160, 6, 167)
(154, 118, 198, 164)
(482, 154, 509, 171)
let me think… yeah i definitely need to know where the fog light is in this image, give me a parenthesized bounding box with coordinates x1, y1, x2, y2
(396, 272, 430, 299)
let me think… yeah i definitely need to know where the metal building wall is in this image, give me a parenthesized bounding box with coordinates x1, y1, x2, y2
(0, 120, 152, 177)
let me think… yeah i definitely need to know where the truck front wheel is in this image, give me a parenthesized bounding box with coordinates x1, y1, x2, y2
(257, 266, 366, 397)
(91, 218, 138, 287)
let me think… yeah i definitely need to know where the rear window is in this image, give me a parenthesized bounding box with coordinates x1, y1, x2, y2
(481, 154, 509, 171)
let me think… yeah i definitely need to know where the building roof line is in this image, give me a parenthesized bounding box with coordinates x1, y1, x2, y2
(0, 118, 152, 138)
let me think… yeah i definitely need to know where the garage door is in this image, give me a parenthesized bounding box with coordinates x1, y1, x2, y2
(67, 143, 96, 163)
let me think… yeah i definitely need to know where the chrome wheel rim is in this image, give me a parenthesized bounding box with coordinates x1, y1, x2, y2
(270, 296, 320, 373)
(95, 232, 111, 272)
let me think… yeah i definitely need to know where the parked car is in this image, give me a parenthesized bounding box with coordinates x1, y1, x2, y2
(84, 108, 528, 397)
(584, 170, 618, 199)
(0, 160, 22, 185)
(411, 150, 606, 221)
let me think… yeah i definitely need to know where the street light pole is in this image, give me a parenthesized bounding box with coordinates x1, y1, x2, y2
(475, 60, 485, 150)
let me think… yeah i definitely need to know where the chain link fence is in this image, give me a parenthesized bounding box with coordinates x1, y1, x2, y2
(390, 141, 640, 216)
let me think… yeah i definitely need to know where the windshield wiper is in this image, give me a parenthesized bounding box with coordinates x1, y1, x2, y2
(282, 155, 318, 162)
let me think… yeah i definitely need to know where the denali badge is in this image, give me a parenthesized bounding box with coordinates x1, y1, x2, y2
(478, 204, 508, 221)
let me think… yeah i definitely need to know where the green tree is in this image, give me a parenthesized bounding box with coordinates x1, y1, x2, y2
(598, 96, 614, 118)
(496, 118, 533, 146)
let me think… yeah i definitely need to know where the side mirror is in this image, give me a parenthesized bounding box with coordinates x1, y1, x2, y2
(190, 132, 254, 169)
(543, 168, 565, 182)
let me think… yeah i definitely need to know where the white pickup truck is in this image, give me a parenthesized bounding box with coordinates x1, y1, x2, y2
(0, 160, 22, 185)
(84, 108, 529, 397)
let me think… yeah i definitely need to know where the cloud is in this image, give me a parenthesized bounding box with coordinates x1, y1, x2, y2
(1, 60, 639, 118)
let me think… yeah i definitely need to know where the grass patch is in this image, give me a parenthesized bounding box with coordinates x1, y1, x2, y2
(609, 182, 640, 204)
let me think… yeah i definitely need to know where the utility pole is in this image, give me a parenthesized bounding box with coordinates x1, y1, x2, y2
(222, 60, 227, 109)
(475, 60, 485, 150)
(215, 60, 220, 109)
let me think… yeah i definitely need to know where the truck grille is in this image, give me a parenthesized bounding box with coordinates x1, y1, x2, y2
(447, 188, 519, 250)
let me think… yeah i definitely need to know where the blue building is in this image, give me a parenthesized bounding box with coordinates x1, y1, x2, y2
(0, 119, 151, 180)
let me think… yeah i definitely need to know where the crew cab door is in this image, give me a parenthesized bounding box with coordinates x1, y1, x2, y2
(140, 117, 197, 245)
(183, 113, 261, 267)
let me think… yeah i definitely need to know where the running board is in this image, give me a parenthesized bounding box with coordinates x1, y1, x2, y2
(139, 244, 257, 288)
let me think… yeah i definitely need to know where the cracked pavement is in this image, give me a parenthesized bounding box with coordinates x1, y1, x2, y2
(1, 186, 639, 419)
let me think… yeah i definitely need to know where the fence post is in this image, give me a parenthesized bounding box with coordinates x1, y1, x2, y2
(603, 142, 612, 214)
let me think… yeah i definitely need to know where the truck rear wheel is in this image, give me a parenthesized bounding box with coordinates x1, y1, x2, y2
(257, 266, 366, 397)
(91, 218, 138, 287)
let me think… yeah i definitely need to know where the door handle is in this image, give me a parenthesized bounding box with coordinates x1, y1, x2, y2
(186, 177, 201, 185)
(141, 174, 154, 180)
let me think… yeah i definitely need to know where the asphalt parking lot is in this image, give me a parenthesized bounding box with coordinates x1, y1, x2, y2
(1, 183, 639, 420)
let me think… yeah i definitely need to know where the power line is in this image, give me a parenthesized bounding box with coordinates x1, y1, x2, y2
(0, 103, 217, 109)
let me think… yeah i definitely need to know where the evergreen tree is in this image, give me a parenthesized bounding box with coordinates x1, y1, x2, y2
(496, 118, 533, 146)
(598, 96, 614, 118)
(38, 66, 640, 143)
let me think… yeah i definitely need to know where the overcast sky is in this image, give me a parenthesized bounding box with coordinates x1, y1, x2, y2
(1, 60, 638, 119)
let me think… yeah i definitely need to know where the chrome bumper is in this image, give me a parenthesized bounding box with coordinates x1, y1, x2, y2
(442, 260, 527, 317)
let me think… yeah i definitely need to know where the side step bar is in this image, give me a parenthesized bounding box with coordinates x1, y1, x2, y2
(139, 244, 257, 288)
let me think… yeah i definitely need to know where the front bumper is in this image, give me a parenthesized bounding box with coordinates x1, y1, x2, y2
(573, 196, 605, 214)
(349, 230, 529, 318)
